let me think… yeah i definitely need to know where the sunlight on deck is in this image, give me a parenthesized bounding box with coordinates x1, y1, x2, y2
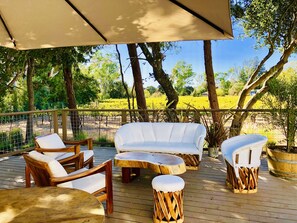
(1, 147, 297, 222)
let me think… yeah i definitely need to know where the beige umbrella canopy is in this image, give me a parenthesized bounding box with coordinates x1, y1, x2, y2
(0, 0, 233, 50)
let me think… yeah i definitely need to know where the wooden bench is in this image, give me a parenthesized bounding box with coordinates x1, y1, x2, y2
(114, 152, 186, 183)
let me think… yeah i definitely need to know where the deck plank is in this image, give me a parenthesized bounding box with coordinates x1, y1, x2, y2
(1, 147, 297, 223)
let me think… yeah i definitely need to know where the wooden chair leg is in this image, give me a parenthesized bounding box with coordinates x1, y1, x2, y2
(25, 165, 31, 188)
(105, 160, 113, 214)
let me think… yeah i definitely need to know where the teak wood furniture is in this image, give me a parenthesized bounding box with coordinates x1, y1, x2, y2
(23, 151, 113, 214)
(35, 133, 94, 170)
(0, 187, 105, 223)
(114, 152, 186, 183)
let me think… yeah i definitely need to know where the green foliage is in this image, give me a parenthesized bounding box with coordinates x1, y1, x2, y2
(0, 132, 9, 151)
(74, 131, 88, 140)
(171, 61, 196, 95)
(80, 51, 121, 100)
(9, 128, 23, 147)
(241, 0, 297, 50)
(146, 86, 157, 95)
(262, 68, 297, 152)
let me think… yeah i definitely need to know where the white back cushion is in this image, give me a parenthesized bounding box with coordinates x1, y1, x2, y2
(141, 123, 155, 142)
(153, 123, 173, 142)
(182, 123, 199, 143)
(169, 124, 186, 142)
(28, 151, 72, 187)
(35, 133, 66, 158)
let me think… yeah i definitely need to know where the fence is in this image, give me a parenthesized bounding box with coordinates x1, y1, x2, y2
(0, 108, 285, 157)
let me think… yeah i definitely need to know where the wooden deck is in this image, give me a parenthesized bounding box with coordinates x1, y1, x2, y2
(1, 147, 297, 223)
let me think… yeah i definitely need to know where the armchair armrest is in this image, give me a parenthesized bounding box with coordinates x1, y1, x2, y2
(50, 159, 112, 185)
(63, 138, 93, 150)
(36, 145, 80, 154)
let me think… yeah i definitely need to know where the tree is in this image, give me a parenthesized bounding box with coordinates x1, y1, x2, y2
(229, 0, 297, 136)
(127, 44, 148, 121)
(139, 42, 179, 121)
(203, 40, 226, 146)
(171, 61, 196, 95)
(49, 46, 95, 138)
(81, 50, 119, 99)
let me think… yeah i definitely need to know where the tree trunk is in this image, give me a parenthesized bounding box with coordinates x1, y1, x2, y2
(229, 36, 297, 137)
(63, 64, 81, 139)
(203, 40, 221, 124)
(138, 43, 179, 121)
(127, 44, 149, 122)
(25, 57, 34, 144)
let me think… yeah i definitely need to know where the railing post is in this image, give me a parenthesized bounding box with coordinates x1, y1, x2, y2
(53, 110, 59, 134)
(121, 111, 127, 125)
(62, 110, 67, 140)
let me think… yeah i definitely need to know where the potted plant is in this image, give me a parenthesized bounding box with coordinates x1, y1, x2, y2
(200, 113, 229, 158)
(262, 68, 297, 179)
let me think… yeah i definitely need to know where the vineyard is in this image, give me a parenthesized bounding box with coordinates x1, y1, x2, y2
(88, 95, 264, 110)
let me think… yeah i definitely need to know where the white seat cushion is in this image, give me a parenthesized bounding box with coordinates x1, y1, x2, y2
(152, 175, 185, 192)
(56, 150, 94, 162)
(58, 172, 106, 194)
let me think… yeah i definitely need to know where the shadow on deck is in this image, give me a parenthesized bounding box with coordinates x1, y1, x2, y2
(1, 147, 297, 223)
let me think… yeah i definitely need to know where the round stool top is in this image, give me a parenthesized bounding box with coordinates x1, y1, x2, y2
(152, 175, 185, 192)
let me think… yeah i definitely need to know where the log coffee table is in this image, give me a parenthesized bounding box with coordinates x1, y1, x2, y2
(114, 152, 186, 183)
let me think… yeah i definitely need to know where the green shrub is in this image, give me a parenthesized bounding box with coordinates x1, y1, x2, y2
(74, 131, 88, 140)
(9, 128, 23, 148)
(0, 132, 10, 150)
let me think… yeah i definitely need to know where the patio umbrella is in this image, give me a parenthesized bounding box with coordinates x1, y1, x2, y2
(0, 0, 233, 50)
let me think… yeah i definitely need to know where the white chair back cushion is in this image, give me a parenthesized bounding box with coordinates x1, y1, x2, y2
(35, 133, 66, 159)
(221, 134, 268, 177)
(28, 151, 72, 187)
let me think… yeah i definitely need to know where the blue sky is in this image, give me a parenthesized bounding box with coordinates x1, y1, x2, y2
(101, 28, 297, 88)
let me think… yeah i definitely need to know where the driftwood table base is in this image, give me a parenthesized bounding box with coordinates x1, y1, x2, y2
(114, 152, 186, 183)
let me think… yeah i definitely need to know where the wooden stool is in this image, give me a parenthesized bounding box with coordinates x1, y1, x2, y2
(152, 175, 185, 223)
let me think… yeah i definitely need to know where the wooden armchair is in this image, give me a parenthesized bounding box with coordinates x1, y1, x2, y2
(35, 133, 94, 169)
(23, 151, 113, 214)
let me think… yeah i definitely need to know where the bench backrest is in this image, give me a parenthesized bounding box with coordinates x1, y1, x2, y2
(115, 122, 206, 145)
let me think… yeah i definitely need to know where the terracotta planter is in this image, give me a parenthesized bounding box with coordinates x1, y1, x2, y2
(267, 146, 297, 180)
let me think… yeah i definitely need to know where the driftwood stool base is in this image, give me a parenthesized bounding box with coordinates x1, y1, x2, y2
(153, 190, 184, 223)
(225, 161, 259, 193)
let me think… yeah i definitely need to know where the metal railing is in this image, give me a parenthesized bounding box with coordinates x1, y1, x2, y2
(0, 108, 284, 157)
